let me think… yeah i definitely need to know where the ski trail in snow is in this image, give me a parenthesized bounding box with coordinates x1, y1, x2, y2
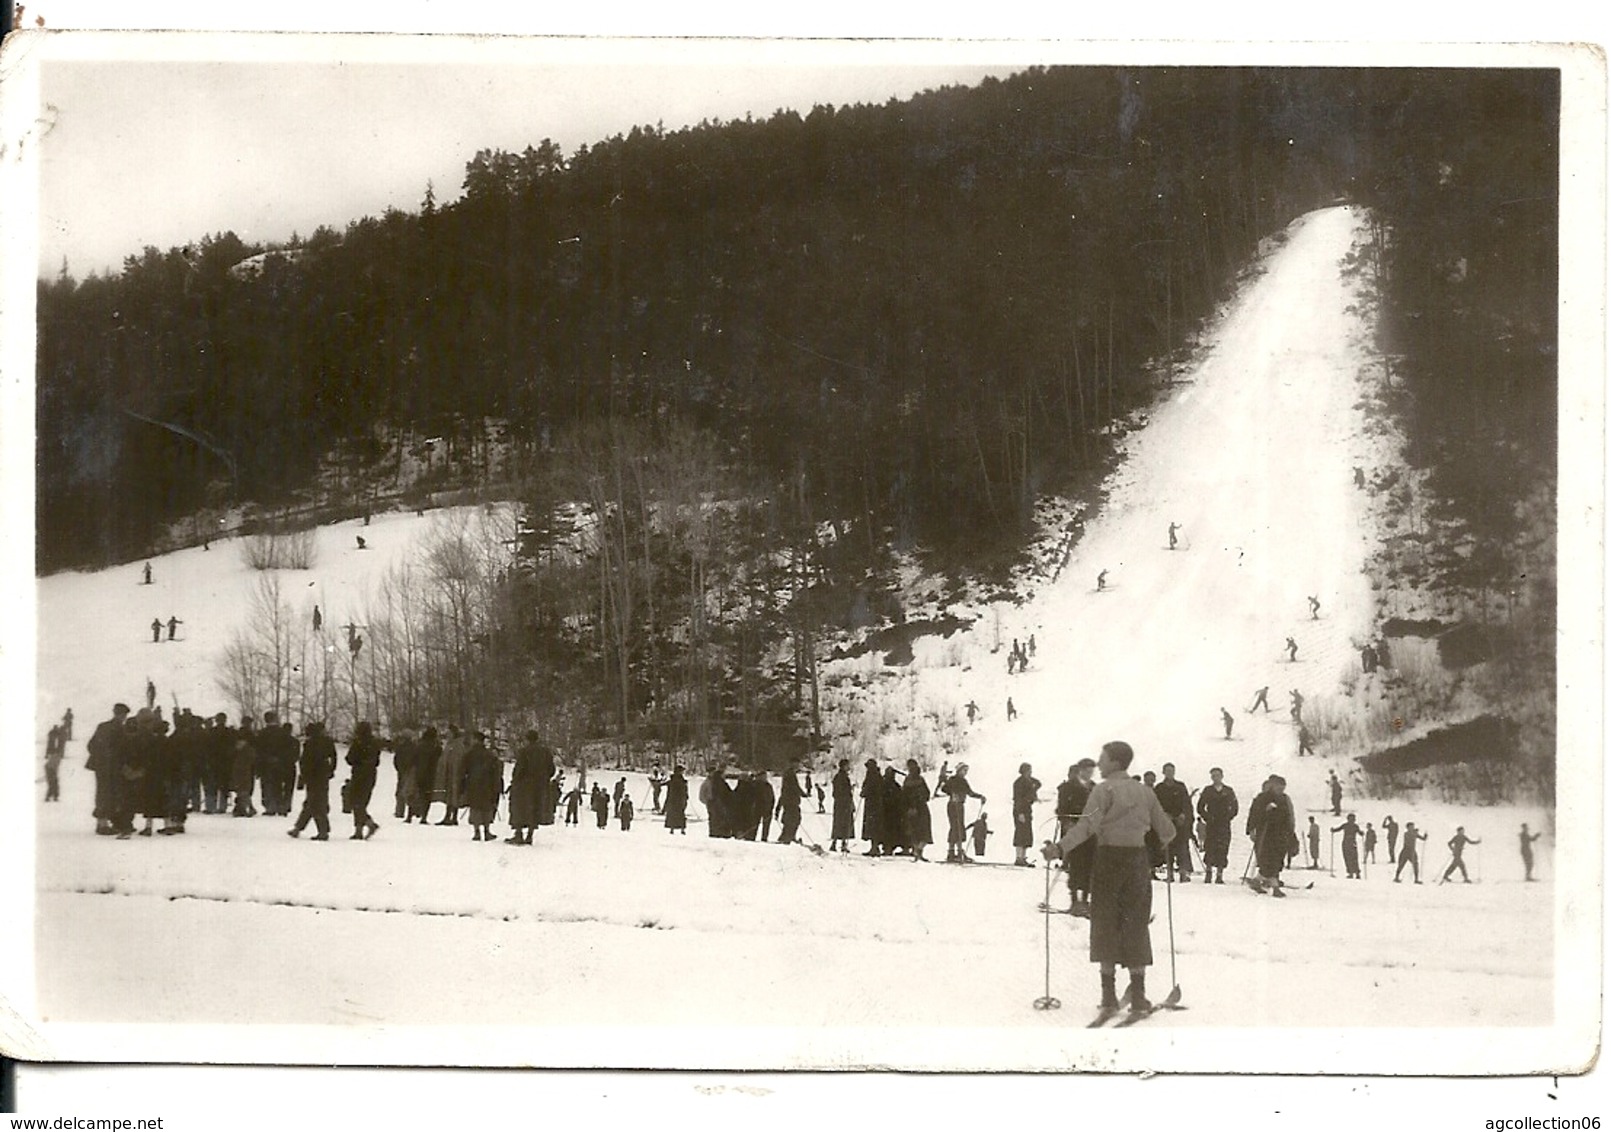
(911, 207, 1379, 805)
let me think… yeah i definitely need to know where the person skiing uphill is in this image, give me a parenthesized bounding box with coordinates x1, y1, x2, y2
(1393, 822, 1428, 883)
(1220, 708, 1234, 740)
(1011, 762, 1040, 867)
(1519, 824, 1543, 881)
(1286, 637, 1298, 663)
(1308, 595, 1321, 620)
(1297, 725, 1316, 758)
(1441, 827, 1480, 884)
(1246, 775, 1297, 896)
(1289, 689, 1304, 724)
(1043, 740, 1177, 1015)
(1248, 686, 1271, 713)
(1096, 569, 1108, 592)
(1195, 767, 1238, 884)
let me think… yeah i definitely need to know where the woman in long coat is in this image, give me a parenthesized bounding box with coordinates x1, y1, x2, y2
(664, 766, 689, 833)
(436, 725, 468, 826)
(858, 759, 883, 856)
(829, 759, 855, 853)
(410, 726, 442, 823)
(881, 766, 905, 855)
(902, 758, 934, 861)
(459, 732, 504, 842)
(506, 730, 542, 845)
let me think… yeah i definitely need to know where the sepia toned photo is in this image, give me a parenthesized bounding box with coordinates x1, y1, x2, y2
(0, 29, 1601, 1076)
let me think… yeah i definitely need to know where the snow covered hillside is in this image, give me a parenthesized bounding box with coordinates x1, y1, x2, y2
(19, 207, 1586, 1074)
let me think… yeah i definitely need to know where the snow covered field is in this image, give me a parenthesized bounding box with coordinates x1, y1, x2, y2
(15, 207, 1592, 1073)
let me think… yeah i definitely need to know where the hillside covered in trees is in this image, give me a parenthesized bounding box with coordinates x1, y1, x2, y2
(36, 66, 1557, 766)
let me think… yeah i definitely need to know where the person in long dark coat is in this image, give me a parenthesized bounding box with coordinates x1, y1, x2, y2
(230, 717, 259, 817)
(435, 725, 468, 826)
(902, 759, 934, 861)
(590, 783, 610, 829)
(829, 759, 855, 853)
(506, 730, 544, 845)
(411, 726, 442, 823)
(1246, 775, 1298, 894)
(704, 766, 737, 838)
(1065, 758, 1098, 912)
(392, 727, 418, 820)
(460, 733, 503, 842)
(732, 773, 762, 840)
(128, 711, 167, 837)
(345, 720, 382, 840)
(288, 721, 337, 840)
(85, 703, 131, 835)
(664, 766, 689, 833)
(1011, 762, 1041, 866)
(881, 767, 906, 855)
(1195, 767, 1239, 884)
(777, 759, 806, 845)
(204, 713, 232, 814)
(858, 759, 883, 855)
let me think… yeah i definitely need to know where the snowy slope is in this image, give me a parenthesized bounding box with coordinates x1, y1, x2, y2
(21, 207, 1582, 1073)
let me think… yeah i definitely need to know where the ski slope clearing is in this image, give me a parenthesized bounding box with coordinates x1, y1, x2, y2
(23, 207, 1579, 1073)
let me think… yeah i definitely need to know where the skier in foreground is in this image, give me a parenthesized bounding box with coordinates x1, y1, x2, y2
(1043, 740, 1177, 1017)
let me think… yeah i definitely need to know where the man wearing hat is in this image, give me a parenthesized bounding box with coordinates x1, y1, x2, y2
(85, 703, 131, 835)
(829, 758, 855, 853)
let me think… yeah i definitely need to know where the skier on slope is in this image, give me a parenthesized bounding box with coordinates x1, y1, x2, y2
(1333, 813, 1363, 879)
(1248, 686, 1271, 713)
(1220, 707, 1234, 740)
(1286, 637, 1299, 663)
(150, 618, 163, 644)
(1519, 824, 1543, 881)
(1363, 822, 1378, 865)
(1327, 769, 1343, 816)
(1195, 767, 1239, 884)
(965, 700, 980, 724)
(1246, 775, 1298, 896)
(1096, 569, 1108, 592)
(166, 616, 182, 641)
(1297, 725, 1316, 758)
(1042, 740, 1177, 1015)
(1168, 522, 1180, 550)
(1289, 689, 1305, 723)
(1441, 827, 1481, 884)
(1307, 595, 1321, 620)
(1383, 815, 1400, 863)
(1393, 822, 1428, 883)
(1305, 817, 1322, 870)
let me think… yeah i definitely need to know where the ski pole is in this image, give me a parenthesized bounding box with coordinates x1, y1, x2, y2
(1329, 831, 1336, 877)
(1033, 854, 1061, 1011)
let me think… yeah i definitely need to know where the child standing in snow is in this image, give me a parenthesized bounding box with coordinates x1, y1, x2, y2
(969, 812, 991, 859)
(619, 795, 635, 831)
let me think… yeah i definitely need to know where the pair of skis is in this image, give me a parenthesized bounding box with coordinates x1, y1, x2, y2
(1088, 990, 1187, 1028)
